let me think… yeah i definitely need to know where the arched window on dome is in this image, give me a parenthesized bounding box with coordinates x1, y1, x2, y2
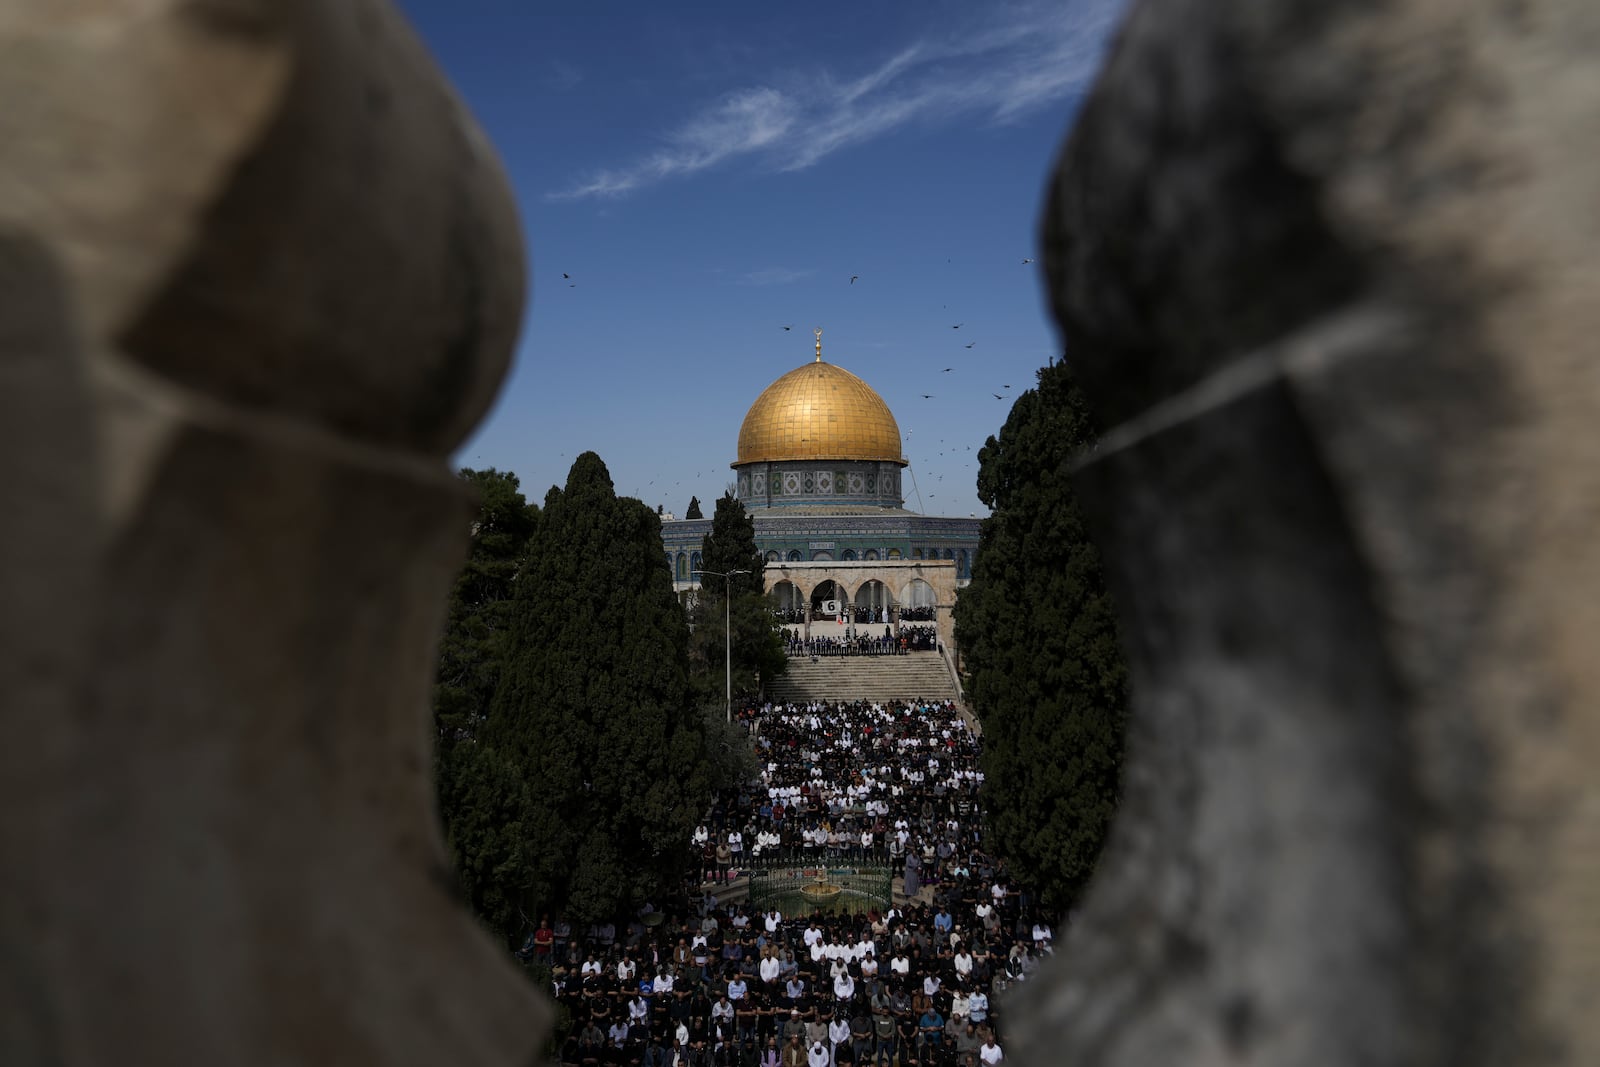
(957, 549, 970, 578)
(863, 549, 879, 561)
(942, 548, 955, 561)
(690, 551, 703, 577)
(676, 553, 688, 581)
(787, 550, 803, 563)
(841, 549, 857, 562)
(886, 549, 901, 560)
(912, 548, 924, 561)
(765, 550, 779, 563)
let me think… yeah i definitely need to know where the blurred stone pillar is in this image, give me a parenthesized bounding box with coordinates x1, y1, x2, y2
(0, 2, 545, 1063)
(1017, 1, 1600, 1065)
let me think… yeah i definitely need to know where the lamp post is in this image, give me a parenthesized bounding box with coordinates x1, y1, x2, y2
(693, 568, 749, 724)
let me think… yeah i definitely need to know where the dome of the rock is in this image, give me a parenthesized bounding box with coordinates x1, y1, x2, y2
(735, 359, 906, 467)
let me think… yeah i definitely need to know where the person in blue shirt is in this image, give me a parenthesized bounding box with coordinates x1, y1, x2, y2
(917, 1007, 944, 1049)
(728, 976, 749, 1002)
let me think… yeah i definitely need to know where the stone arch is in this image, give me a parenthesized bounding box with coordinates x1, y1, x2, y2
(854, 579, 895, 614)
(901, 578, 936, 609)
(770, 580, 803, 612)
(809, 579, 846, 613)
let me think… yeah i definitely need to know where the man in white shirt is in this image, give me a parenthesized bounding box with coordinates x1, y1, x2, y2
(828, 1016, 852, 1066)
(979, 1038, 1003, 1065)
(834, 970, 856, 1003)
(808, 1040, 832, 1067)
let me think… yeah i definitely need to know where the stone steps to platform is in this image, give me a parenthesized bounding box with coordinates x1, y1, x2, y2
(765, 651, 960, 705)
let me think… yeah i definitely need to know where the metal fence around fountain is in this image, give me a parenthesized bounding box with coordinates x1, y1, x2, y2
(744, 859, 894, 919)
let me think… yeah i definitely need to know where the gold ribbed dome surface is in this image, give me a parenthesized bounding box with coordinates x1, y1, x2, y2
(736, 359, 906, 466)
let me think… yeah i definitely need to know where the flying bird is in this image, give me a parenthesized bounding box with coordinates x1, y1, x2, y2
(942, 367, 952, 372)
(992, 394, 1004, 400)
(964, 342, 975, 349)
(1022, 258, 1034, 265)
(951, 324, 963, 329)
(783, 324, 793, 331)
(850, 275, 859, 285)
(1003, 384, 1012, 388)
(563, 272, 571, 278)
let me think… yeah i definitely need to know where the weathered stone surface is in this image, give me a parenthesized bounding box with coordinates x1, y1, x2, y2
(1024, 0, 1600, 1065)
(1, 2, 543, 1064)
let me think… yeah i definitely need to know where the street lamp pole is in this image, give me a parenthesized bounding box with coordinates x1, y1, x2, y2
(693, 568, 749, 724)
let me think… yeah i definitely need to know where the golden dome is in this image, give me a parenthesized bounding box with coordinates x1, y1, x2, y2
(736, 359, 907, 467)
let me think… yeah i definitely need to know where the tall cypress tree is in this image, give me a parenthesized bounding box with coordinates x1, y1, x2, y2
(433, 468, 539, 944)
(489, 452, 716, 922)
(689, 492, 786, 706)
(952, 362, 1128, 913)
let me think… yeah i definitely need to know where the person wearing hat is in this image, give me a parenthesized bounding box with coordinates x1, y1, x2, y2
(782, 1033, 807, 1067)
(807, 1039, 831, 1067)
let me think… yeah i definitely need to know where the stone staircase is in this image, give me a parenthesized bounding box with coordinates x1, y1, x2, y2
(765, 651, 961, 705)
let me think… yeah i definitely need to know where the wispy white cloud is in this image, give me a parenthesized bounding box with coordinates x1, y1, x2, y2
(549, 1, 1123, 201)
(736, 267, 817, 286)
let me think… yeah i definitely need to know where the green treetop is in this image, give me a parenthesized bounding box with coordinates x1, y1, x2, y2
(488, 452, 719, 923)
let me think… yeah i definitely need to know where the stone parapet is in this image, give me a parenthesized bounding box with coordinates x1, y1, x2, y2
(1015, 1, 1600, 1065)
(0, 2, 542, 1064)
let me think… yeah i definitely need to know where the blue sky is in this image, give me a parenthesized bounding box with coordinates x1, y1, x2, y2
(396, 1, 1125, 517)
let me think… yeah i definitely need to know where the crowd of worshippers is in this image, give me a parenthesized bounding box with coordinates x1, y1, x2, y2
(896, 607, 935, 622)
(771, 606, 899, 627)
(540, 900, 1043, 1067)
(525, 698, 1059, 1067)
(784, 628, 939, 659)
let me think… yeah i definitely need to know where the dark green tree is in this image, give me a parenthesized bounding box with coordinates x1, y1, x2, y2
(432, 469, 539, 943)
(488, 452, 718, 923)
(434, 469, 539, 748)
(685, 496, 703, 519)
(952, 362, 1128, 914)
(688, 492, 786, 708)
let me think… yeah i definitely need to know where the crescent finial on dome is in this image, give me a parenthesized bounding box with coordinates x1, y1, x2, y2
(813, 326, 823, 362)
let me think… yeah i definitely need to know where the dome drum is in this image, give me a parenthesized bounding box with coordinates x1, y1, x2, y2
(736, 459, 904, 510)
